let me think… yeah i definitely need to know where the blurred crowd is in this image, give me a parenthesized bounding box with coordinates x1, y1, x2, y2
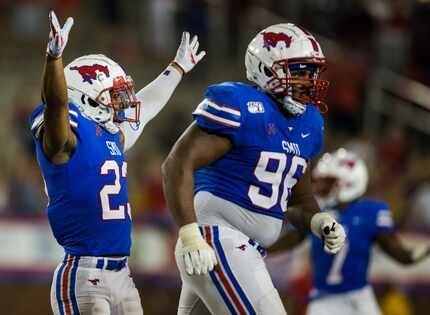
(1, 0, 430, 231)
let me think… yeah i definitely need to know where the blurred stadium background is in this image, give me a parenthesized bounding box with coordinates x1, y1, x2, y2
(1, 0, 430, 314)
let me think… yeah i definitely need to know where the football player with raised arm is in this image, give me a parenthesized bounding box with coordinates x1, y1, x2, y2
(162, 24, 346, 315)
(29, 11, 205, 315)
(271, 148, 430, 315)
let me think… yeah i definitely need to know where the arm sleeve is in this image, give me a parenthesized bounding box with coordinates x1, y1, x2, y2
(120, 65, 182, 152)
(192, 84, 244, 145)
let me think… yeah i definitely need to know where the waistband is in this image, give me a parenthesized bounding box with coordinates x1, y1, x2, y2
(63, 254, 128, 271)
(247, 238, 267, 257)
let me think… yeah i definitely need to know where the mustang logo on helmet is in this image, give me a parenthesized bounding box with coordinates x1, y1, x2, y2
(262, 32, 292, 51)
(70, 64, 110, 84)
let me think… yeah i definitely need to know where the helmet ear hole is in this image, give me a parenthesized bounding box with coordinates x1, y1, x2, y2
(263, 66, 273, 77)
(88, 98, 99, 108)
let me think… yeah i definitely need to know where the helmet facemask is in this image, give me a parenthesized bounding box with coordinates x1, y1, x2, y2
(96, 75, 141, 123)
(264, 58, 329, 112)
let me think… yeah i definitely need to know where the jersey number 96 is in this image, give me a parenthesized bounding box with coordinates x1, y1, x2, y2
(248, 152, 307, 212)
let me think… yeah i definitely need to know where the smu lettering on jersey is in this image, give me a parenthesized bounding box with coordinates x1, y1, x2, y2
(193, 82, 324, 219)
(29, 103, 132, 256)
(310, 198, 394, 296)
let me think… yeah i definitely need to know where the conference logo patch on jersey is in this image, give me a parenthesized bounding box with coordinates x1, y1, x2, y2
(70, 64, 110, 84)
(262, 32, 292, 51)
(247, 101, 265, 113)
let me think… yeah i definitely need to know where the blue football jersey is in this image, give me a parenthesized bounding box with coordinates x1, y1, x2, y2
(310, 198, 394, 295)
(193, 82, 324, 220)
(29, 103, 132, 256)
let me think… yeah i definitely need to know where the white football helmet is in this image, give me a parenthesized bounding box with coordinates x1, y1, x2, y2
(313, 148, 369, 207)
(64, 54, 140, 133)
(245, 23, 329, 115)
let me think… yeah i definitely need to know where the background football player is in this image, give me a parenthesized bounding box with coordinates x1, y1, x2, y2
(162, 23, 346, 314)
(271, 148, 430, 315)
(29, 11, 205, 315)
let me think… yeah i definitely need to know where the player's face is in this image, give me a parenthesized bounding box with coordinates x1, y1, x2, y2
(289, 69, 315, 101)
(110, 92, 126, 112)
(312, 176, 337, 198)
(109, 75, 139, 111)
(107, 76, 140, 123)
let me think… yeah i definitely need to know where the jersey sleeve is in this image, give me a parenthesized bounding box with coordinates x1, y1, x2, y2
(29, 104, 46, 139)
(310, 111, 324, 159)
(29, 103, 80, 140)
(371, 201, 395, 235)
(192, 83, 244, 145)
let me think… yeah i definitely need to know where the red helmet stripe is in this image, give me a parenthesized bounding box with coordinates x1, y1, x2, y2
(307, 36, 319, 53)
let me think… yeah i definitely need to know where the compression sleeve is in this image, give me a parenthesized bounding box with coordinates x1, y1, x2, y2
(120, 64, 182, 152)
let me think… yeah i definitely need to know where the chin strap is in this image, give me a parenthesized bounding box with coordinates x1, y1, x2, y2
(279, 96, 306, 116)
(102, 120, 120, 134)
(75, 102, 119, 134)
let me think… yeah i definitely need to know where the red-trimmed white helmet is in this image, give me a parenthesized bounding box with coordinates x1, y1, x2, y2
(313, 148, 369, 205)
(245, 23, 329, 114)
(64, 54, 140, 131)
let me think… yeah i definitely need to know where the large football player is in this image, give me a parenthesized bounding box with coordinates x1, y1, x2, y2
(29, 11, 205, 315)
(162, 23, 346, 314)
(272, 148, 430, 315)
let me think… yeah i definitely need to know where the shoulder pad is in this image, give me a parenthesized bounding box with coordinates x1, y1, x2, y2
(204, 82, 242, 107)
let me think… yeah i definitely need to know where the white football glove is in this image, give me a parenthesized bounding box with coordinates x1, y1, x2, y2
(46, 11, 74, 58)
(311, 212, 346, 254)
(173, 32, 206, 74)
(178, 223, 217, 275)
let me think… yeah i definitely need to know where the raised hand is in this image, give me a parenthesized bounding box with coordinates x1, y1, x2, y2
(173, 32, 206, 74)
(46, 11, 74, 58)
